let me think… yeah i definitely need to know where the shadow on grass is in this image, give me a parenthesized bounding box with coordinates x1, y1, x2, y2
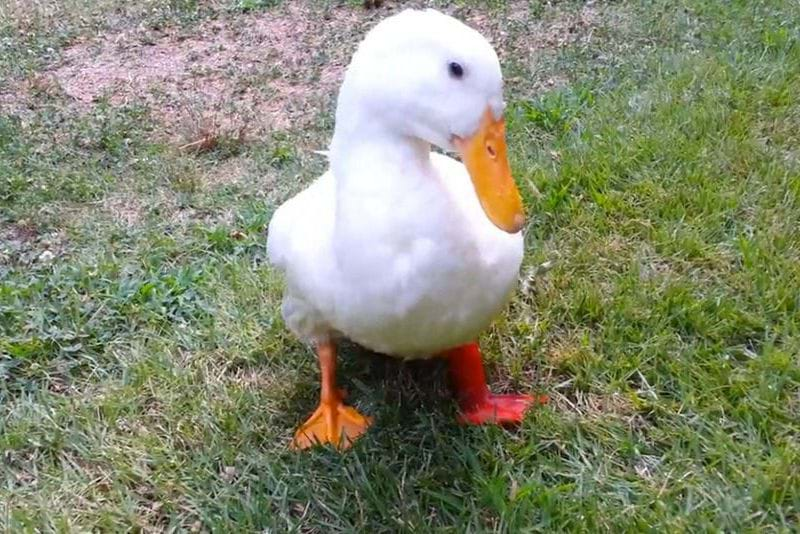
(271, 340, 461, 445)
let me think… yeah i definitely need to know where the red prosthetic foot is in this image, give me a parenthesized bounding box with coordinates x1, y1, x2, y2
(443, 343, 548, 425)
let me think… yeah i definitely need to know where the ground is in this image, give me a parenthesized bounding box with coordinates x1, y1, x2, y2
(1, 0, 799, 531)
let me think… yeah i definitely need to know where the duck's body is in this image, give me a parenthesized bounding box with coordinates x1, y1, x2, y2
(268, 151, 523, 358)
(268, 9, 544, 449)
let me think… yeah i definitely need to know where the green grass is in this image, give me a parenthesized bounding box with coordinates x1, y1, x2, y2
(2, 0, 799, 531)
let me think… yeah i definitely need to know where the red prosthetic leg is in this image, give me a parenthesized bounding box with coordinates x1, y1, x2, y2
(443, 343, 548, 425)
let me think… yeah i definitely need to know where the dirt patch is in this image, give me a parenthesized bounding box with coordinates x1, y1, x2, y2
(0, 73, 65, 119)
(103, 193, 144, 227)
(0, 221, 67, 267)
(463, 1, 601, 95)
(463, 2, 599, 51)
(2, 1, 606, 139)
(201, 157, 251, 189)
(5, 220, 39, 242)
(46, 2, 368, 139)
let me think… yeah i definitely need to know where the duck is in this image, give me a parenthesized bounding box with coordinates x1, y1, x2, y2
(267, 8, 547, 450)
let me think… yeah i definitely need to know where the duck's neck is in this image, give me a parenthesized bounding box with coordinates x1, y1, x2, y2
(330, 116, 434, 196)
(328, 110, 456, 249)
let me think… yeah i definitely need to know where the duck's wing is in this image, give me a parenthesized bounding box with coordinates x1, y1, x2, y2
(267, 170, 335, 273)
(267, 171, 338, 340)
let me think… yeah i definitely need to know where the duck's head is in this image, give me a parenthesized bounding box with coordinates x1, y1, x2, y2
(335, 9, 524, 234)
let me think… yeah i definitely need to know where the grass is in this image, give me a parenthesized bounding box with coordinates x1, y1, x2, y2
(1, 0, 799, 531)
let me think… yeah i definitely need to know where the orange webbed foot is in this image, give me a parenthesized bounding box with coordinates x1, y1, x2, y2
(457, 393, 549, 425)
(292, 342, 372, 451)
(443, 342, 547, 426)
(291, 392, 372, 450)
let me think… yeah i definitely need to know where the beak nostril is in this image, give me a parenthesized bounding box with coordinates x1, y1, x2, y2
(486, 143, 496, 158)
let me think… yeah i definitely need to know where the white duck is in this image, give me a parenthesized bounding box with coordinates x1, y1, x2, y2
(267, 8, 546, 450)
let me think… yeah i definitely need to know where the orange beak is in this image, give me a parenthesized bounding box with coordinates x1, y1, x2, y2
(453, 108, 525, 234)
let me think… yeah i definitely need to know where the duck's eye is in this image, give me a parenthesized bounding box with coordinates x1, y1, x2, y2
(448, 61, 464, 79)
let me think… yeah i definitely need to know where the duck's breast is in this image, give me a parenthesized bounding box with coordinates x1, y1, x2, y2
(329, 153, 524, 358)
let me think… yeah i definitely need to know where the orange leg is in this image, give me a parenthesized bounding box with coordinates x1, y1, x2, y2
(443, 342, 548, 425)
(291, 341, 372, 450)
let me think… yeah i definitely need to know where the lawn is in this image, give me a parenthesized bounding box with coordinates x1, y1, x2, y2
(1, 0, 799, 531)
